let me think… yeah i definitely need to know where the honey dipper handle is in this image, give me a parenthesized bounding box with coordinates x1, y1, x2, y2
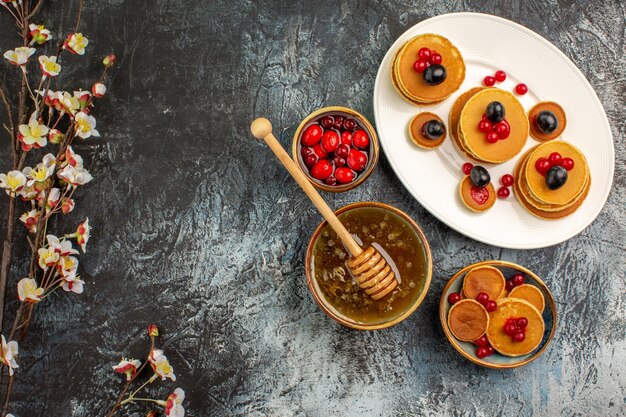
(250, 117, 363, 257)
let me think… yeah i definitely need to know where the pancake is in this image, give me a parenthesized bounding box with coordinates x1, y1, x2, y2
(462, 266, 506, 301)
(528, 101, 566, 141)
(449, 87, 485, 158)
(394, 34, 465, 103)
(408, 112, 446, 149)
(459, 88, 529, 163)
(459, 176, 496, 212)
(486, 298, 545, 357)
(524, 141, 589, 205)
(448, 299, 489, 342)
(509, 284, 545, 313)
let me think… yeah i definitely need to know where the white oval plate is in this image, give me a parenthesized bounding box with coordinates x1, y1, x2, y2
(373, 13, 614, 249)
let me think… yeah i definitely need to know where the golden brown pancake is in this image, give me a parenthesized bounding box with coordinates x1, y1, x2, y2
(486, 298, 544, 357)
(510, 284, 545, 313)
(408, 112, 446, 149)
(448, 299, 489, 342)
(462, 266, 506, 301)
(459, 176, 496, 212)
(528, 101, 566, 142)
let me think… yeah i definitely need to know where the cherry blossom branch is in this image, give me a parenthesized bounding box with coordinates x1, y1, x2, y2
(0, 82, 16, 162)
(28, 0, 46, 20)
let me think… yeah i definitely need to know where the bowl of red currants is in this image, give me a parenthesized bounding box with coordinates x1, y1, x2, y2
(292, 106, 379, 192)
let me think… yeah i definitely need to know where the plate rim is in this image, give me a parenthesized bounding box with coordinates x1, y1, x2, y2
(373, 12, 615, 249)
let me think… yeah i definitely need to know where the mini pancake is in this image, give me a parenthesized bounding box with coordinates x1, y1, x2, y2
(528, 101, 566, 141)
(395, 34, 465, 103)
(524, 141, 589, 205)
(456, 124, 481, 161)
(449, 87, 485, 157)
(459, 88, 529, 163)
(391, 56, 445, 106)
(509, 284, 545, 313)
(408, 112, 446, 149)
(459, 176, 496, 212)
(462, 266, 506, 300)
(447, 299, 489, 342)
(486, 298, 545, 357)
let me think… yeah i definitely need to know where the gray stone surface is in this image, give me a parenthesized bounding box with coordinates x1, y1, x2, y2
(0, 0, 624, 416)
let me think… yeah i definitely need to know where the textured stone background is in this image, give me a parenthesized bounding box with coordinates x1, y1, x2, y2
(0, 0, 624, 416)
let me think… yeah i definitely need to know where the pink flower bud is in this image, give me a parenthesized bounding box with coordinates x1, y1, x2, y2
(148, 324, 159, 337)
(61, 198, 75, 214)
(49, 129, 64, 144)
(103, 54, 116, 67)
(91, 82, 107, 98)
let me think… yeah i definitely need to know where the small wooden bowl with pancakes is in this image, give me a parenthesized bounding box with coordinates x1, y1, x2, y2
(439, 260, 557, 369)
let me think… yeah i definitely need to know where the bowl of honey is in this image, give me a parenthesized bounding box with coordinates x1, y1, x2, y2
(305, 202, 432, 330)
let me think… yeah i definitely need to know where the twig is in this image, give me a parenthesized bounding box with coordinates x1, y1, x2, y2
(0, 83, 16, 163)
(27, 0, 45, 19)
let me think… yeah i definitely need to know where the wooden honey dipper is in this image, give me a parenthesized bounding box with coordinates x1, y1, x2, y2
(251, 117, 399, 300)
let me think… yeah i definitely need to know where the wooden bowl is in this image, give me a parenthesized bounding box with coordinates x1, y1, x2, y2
(305, 201, 432, 330)
(439, 260, 557, 369)
(292, 106, 379, 193)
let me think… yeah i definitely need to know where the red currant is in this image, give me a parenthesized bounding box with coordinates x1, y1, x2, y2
(321, 130, 339, 153)
(517, 317, 528, 328)
(486, 346, 495, 356)
(562, 157, 575, 171)
(430, 52, 442, 65)
(302, 124, 323, 146)
(413, 60, 429, 73)
(494, 70, 506, 82)
(352, 130, 370, 149)
(462, 162, 474, 176)
(476, 292, 489, 305)
(486, 132, 499, 143)
(504, 322, 518, 336)
(505, 279, 514, 291)
(347, 149, 368, 171)
(485, 300, 498, 312)
(495, 120, 511, 139)
(335, 167, 356, 184)
(476, 346, 489, 358)
(418, 47, 431, 61)
(340, 131, 352, 146)
(535, 157, 551, 176)
(478, 119, 493, 133)
(474, 335, 489, 347)
(513, 332, 526, 342)
(548, 152, 562, 166)
(324, 176, 337, 186)
(497, 186, 510, 199)
(310, 160, 333, 180)
(447, 292, 461, 305)
(483, 76, 496, 87)
(512, 273, 525, 286)
(313, 144, 328, 158)
(515, 83, 528, 95)
(320, 116, 334, 129)
(500, 174, 514, 187)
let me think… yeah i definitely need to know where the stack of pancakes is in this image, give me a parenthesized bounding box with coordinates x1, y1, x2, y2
(449, 87, 529, 164)
(391, 33, 465, 105)
(514, 141, 590, 220)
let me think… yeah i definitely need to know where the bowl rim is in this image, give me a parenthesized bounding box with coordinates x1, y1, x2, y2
(292, 106, 380, 193)
(305, 201, 432, 330)
(439, 260, 558, 369)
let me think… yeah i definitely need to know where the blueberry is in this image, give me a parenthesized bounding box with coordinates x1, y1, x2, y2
(536, 111, 558, 134)
(486, 101, 505, 123)
(423, 64, 447, 85)
(421, 120, 445, 140)
(546, 166, 567, 190)
(470, 166, 490, 188)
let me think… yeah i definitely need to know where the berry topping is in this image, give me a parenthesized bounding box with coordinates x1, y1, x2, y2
(486, 132, 499, 143)
(474, 335, 489, 347)
(470, 186, 490, 205)
(423, 64, 447, 85)
(470, 166, 491, 188)
(418, 47, 431, 61)
(483, 75, 496, 87)
(321, 130, 339, 153)
(512, 273, 525, 287)
(504, 321, 518, 336)
(304, 153, 318, 167)
(421, 120, 445, 140)
(448, 292, 461, 305)
(347, 148, 368, 171)
(515, 83, 528, 95)
(352, 130, 370, 149)
(340, 131, 353, 146)
(475, 346, 489, 358)
(536, 111, 558, 134)
(513, 332, 526, 343)
(476, 292, 489, 305)
(310, 160, 333, 180)
(562, 157, 575, 171)
(478, 119, 493, 133)
(332, 116, 344, 130)
(430, 52, 442, 65)
(546, 166, 568, 190)
(313, 144, 328, 159)
(548, 152, 563, 166)
(485, 300, 498, 312)
(335, 143, 350, 158)
(535, 157, 551, 176)
(333, 156, 346, 167)
(486, 346, 495, 355)
(320, 116, 334, 129)
(324, 176, 337, 186)
(462, 162, 474, 176)
(495, 120, 511, 139)
(413, 60, 428, 73)
(516, 317, 529, 328)
(302, 124, 323, 147)
(505, 279, 514, 291)
(494, 70, 506, 82)
(497, 186, 510, 199)
(500, 174, 514, 187)
(335, 167, 356, 184)
(486, 101, 506, 123)
(343, 118, 357, 132)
